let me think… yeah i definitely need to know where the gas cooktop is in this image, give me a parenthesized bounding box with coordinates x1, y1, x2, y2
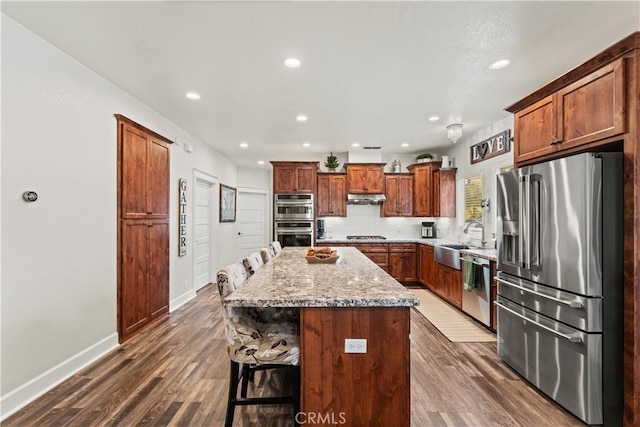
(346, 235, 387, 240)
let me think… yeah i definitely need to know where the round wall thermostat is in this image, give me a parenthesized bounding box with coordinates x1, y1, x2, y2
(23, 191, 38, 202)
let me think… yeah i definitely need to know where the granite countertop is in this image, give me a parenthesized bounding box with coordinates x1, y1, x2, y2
(317, 237, 498, 261)
(317, 237, 454, 245)
(460, 248, 497, 262)
(224, 247, 420, 308)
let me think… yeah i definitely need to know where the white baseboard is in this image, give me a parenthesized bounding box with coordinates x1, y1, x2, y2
(170, 289, 196, 312)
(0, 332, 119, 421)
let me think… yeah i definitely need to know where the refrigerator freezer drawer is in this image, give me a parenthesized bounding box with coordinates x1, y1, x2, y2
(496, 297, 602, 425)
(496, 272, 602, 332)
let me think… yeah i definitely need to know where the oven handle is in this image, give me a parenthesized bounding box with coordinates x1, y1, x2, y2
(494, 301, 583, 343)
(275, 201, 314, 206)
(275, 229, 313, 234)
(495, 277, 583, 308)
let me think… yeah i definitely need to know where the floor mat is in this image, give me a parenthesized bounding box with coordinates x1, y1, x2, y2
(411, 288, 496, 343)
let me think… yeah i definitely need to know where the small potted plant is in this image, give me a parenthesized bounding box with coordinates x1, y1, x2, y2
(324, 152, 340, 172)
(416, 153, 434, 163)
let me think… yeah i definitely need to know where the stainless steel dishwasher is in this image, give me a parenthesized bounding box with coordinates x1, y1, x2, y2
(460, 256, 491, 327)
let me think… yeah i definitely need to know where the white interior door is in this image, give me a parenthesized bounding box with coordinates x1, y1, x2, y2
(237, 190, 268, 259)
(193, 175, 216, 291)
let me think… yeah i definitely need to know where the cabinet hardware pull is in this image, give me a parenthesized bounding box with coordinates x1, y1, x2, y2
(550, 139, 561, 145)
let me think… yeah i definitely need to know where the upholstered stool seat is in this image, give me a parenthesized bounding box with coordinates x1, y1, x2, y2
(242, 252, 264, 276)
(270, 240, 283, 255)
(260, 247, 273, 264)
(217, 263, 300, 427)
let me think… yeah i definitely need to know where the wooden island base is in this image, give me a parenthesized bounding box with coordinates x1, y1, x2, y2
(301, 307, 410, 426)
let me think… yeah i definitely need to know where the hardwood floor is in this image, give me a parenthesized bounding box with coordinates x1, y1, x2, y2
(4, 284, 584, 426)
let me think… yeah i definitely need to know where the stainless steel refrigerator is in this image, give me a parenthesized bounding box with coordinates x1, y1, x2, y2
(496, 152, 623, 426)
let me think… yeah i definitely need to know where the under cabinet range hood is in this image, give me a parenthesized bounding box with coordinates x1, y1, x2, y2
(347, 194, 386, 205)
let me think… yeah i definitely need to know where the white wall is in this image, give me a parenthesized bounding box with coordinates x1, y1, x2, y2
(0, 15, 245, 418)
(437, 116, 515, 244)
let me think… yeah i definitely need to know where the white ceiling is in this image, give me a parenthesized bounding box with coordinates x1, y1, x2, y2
(3, 1, 639, 168)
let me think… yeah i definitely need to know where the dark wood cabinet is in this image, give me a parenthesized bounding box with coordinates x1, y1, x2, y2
(418, 244, 435, 291)
(433, 168, 456, 218)
(382, 174, 413, 217)
(514, 95, 557, 163)
(271, 161, 318, 194)
(345, 163, 385, 194)
(117, 115, 171, 343)
(513, 58, 625, 165)
(408, 162, 440, 217)
(408, 162, 455, 218)
(389, 243, 417, 282)
(353, 243, 389, 272)
(317, 173, 346, 217)
(121, 220, 169, 336)
(120, 121, 170, 219)
(434, 262, 462, 309)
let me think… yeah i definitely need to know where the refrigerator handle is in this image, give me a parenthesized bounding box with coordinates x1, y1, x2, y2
(495, 277, 583, 308)
(520, 175, 530, 270)
(494, 301, 583, 343)
(531, 174, 542, 270)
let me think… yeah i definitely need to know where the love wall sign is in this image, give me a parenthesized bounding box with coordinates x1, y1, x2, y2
(470, 130, 511, 164)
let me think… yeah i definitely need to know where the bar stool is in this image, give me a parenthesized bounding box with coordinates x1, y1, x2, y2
(242, 252, 264, 276)
(270, 241, 283, 255)
(217, 264, 301, 427)
(260, 247, 273, 264)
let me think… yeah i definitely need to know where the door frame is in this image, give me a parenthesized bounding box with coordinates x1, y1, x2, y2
(193, 169, 219, 292)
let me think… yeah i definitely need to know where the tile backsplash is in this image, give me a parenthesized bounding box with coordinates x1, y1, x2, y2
(319, 205, 457, 240)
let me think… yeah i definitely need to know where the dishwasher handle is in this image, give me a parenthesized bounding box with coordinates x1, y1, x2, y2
(461, 257, 489, 267)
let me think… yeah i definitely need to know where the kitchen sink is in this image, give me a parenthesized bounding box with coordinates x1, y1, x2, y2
(434, 244, 470, 270)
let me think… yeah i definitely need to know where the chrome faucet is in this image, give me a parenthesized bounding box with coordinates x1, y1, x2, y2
(464, 219, 486, 247)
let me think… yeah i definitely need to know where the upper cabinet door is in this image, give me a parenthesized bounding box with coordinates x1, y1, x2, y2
(120, 122, 171, 219)
(512, 57, 626, 166)
(146, 139, 170, 218)
(295, 165, 317, 193)
(514, 95, 557, 164)
(273, 165, 297, 193)
(556, 58, 625, 151)
(317, 174, 346, 217)
(345, 164, 385, 194)
(383, 175, 412, 217)
(410, 165, 434, 217)
(271, 162, 319, 194)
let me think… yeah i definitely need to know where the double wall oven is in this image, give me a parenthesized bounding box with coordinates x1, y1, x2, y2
(274, 194, 314, 247)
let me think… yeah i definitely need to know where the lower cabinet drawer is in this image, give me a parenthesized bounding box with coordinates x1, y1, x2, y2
(389, 243, 416, 252)
(365, 253, 388, 265)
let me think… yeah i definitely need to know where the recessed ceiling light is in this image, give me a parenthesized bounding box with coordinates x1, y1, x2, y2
(296, 114, 308, 122)
(401, 143, 409, 147)
(239, 142, 248, 148)
(428, 116, 440, 122)
(489, 59, 511, 70)
(257, 160, 265, 165)
(352, 143, 360, 147)
(303, 142, 311, 147)
(185, 92, 201, 100)
(284, 58, 301, 68)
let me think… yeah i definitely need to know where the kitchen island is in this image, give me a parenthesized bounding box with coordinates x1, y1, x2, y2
(225, 246, 419, 426)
